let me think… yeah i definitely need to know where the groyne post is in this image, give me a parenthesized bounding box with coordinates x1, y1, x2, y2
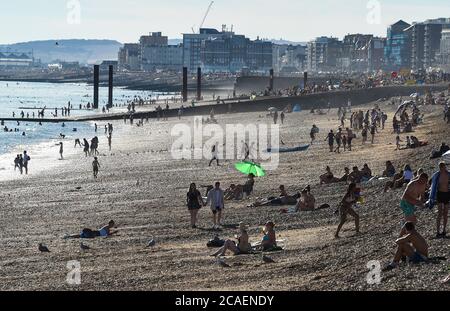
(108, 65, 114, 108)
(269, 69, 274, 92)
(197, 67, 202, 101)
(93, 65, 100, 109)
(183, 67, 188, 102)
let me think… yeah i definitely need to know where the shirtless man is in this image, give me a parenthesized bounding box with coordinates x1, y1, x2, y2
(296, 189, 316, 211)
(429, 162, 450, 238)
(399, 173, 428, 230)
(92, 157, 100, 179)
(384, 222, 428, 271)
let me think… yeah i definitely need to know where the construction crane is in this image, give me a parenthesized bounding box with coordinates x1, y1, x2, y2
(199, 1, 214, 31)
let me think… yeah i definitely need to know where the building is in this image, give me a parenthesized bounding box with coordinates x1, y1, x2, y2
(0, 51, 34, 68)
(272, 44, 307, 74)
(139, 32, 182, 71)
(307, 37, 343, 73)
(183, 26, 273, 73)
(439, 28, 450, 71)
(100, 60, 118, 72)
(118, 43, 140, 71)
(384, 20, 412, 71)
(341, 34, 373, 73)
(407, 18, 450, 70)
(368, 37, 386, 72)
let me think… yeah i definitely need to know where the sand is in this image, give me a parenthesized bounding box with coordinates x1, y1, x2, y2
(0, 96, 449, 291)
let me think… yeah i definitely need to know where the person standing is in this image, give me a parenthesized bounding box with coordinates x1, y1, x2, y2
(429, 162, 450, 238)
(187, 183, 204, 229)
(326, 130, 335, 152)
(14, 154, 21, 173)
(209, 145, 219, 167)
(107, 134, 112, 151)
(59, 142, 64, 159)
(92, 157, 100, 179)
(280, 111, 285, 124)
(205, 182, 225, 230)
(399, 173, 428, 233)
(22, 151, 30, 174)
(273, 111, 278, 125)
(346, 128, 353, 151)
(335, 183, 360, 238)
(370, 124, 377, 144)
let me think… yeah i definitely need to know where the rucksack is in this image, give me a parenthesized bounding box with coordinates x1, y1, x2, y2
(206, 236, 225, 248)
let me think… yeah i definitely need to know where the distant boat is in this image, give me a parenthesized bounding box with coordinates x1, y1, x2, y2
(267, 144, 310, 153)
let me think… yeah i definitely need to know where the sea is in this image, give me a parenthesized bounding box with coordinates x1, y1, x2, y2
(0, 81, 157, 155)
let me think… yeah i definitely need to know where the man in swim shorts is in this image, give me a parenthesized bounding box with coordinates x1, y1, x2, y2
(429, 162, 450, 238)
(399, 173, 428, 231)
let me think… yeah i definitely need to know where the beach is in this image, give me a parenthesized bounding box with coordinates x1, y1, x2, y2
(0, 95, 449, 291)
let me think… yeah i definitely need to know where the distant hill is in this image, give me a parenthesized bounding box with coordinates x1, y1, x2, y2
(0, 39, 123, 65)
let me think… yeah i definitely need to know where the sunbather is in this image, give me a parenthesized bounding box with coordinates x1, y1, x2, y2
(211, 223, 252, 257)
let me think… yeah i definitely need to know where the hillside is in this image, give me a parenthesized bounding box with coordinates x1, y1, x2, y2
(0, 39, 123, 65)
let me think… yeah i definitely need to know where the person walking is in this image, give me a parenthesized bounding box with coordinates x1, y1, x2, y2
(205, 182, 225, 230)
(22, 151, 30, 174)
(187, 183, 204, 229)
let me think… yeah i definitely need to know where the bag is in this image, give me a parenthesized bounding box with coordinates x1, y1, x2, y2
(206, 236, 225, 248)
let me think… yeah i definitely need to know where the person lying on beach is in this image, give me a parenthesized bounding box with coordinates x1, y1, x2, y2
(64, 220, 117, 239)
(250, 185, 299, 207)
(224, 184, 243, 200)
(320, 166, 340, 184)
(339, 167, 351, 182)
(295, 189, 316, 211)
(211, 223, 252, 257)
(384, 222, 428, 271)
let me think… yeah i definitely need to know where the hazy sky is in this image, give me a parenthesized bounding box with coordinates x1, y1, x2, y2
(1, 0, 449, 44)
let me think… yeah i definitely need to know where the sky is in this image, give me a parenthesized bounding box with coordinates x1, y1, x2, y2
(1, 0, 449, 44)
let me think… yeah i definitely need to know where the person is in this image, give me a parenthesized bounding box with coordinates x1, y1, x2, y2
(310, 125, 319, 145)
(334, 129, 342, 153)
(339, 167, 351, 182)
(74, 138, 82, 148)
(280, 111, 285, 124)
(58, 142, 64, 159)
(394, 134, 402, 150)
(326, 130, 335, 152)
(361, 126, 368, 144)
(335, 183, 360, 238)
(92, 157, 100, 179)
(242, 174, 255, 197)
(296, 189, 316, 211)
(83, 139, 90, 157)
(361, 164, 372, 182)
(273, 111, 278, 124)
(399, 173, 429, 228)
(14, 154, 22, 173)
(384, 222, 428, 271)
(187, 183, 204, 229)
(107, 134, 112, 151)
(429, 162, 450, 238)
(342, 135, 347, 151)
(209, 145, 219, 167)
(250, 185, 299, 207)
(370, 124, 377, 144)
(261, 221, 277, 251)
(22, 151, 30, 175)
(320, 166, 339, 184)
(346, 128, 354, 151)
(348, 166, 362, 184)
(383, 161, 396, 178)
(65, 220, 117, 239)
(211, 223, 251, 257)
(205, 182, 225, 229)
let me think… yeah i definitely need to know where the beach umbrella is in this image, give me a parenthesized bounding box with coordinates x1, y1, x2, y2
(235, 161, 266, 177)
(443, 151, 450, 164)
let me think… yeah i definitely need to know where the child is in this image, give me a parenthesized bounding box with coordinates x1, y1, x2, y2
(92, 157, 100, 179)
(396, 135, 402, 150)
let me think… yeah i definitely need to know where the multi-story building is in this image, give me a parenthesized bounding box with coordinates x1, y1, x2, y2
(341, 34, 373, 73)
(384, 20, 412, 71)
(140, 32, 182, 71)
(439, 28, 450, 71)
(407, 18, 450, 70)
(183, 26, 273, 73)
(307, 37, 342, 73)
(368, 37, 386, 72)
(118, 43, 140, 71)
(275, 45, 307, 74)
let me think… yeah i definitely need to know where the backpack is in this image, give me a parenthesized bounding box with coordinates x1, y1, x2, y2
(206, 236, 225, 248)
